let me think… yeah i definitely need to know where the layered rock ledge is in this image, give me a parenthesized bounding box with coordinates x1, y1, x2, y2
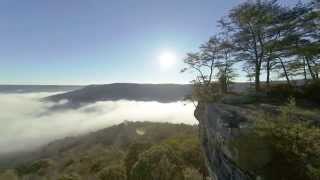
(195, 103, 257, 180)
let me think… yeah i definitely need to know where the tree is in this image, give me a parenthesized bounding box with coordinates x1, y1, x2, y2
(271, 1, 320, 82)
(130, 145, 184, 180)
(182, 36, 222, 87)
(124, 142, 151, 179)
(228, 0, 284, 91)
(165, 136, 208, 180)
(243, 64, 255, 89)
(216, 65, 236, 93)
(98, 165, 126, 180)
(183, 0, 319, 94)
(182, 37, 225, 102)
(216, 22, 238, 93)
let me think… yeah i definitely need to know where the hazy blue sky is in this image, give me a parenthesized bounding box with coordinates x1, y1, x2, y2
(0, 0, 299, 85)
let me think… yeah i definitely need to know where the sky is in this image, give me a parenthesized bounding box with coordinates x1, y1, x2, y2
(0, 0, 300, 85)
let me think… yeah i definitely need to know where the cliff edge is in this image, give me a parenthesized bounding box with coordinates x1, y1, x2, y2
(195, 103, 259, 180)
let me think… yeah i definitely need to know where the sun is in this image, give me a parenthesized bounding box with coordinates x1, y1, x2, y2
(158, 52, 177, 69)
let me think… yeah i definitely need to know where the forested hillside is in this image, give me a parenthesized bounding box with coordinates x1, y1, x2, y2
(46, 84, 192, 107)
(0, 122, 207, 180)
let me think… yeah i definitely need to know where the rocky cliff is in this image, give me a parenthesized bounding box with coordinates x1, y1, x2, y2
(195, 103, 258, 180)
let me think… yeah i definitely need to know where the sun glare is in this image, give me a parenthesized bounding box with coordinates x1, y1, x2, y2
(158, 52, 177, 69)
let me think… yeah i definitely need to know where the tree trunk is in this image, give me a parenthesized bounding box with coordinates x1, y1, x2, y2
(255, 64, 261, 92)
(303, 58, 307, 80)
(207, 60, 215, 87)
(266, 57, 271, 88)
(202, 173, 206, 180)
(310, 59, 319, 79)
(223, 65, 228, 93)
(306, 56, 316, 80)
(279, 57, 291, 85)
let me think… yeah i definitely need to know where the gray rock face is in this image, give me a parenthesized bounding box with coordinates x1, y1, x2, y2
(195, 103, 255, 180)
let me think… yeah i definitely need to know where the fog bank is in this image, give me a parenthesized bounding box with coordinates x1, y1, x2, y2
(0, 93, 196, 155)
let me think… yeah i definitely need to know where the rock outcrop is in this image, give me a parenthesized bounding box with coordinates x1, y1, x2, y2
(195, 103, 257, 180)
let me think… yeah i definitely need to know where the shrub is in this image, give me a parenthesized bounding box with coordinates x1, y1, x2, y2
(164, 136, 208, 177)
(58, 173, 81, 180)
(0, 170, 18, 180)
(254, 99, 320, 180)
(90, 149, 124, 173)
(264, 80, 320, 105)
(303, 79, 320, 104)
(98, 165, 126, 180)
(183, 168, 202, 180)
(125, 142, 151, 178)
(191, 83, 222, 102)
(266, 84, 299, 100)
(130, 145, 184, 180)
(15, 159, 54, 176)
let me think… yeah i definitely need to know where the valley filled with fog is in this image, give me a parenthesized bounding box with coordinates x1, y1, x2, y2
(0, 92, 196, 155)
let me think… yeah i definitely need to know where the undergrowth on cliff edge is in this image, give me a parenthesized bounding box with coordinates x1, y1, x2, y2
(254, 98, 320, 180)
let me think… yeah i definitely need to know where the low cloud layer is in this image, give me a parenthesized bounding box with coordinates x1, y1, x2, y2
(0, 93, 196, 155)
